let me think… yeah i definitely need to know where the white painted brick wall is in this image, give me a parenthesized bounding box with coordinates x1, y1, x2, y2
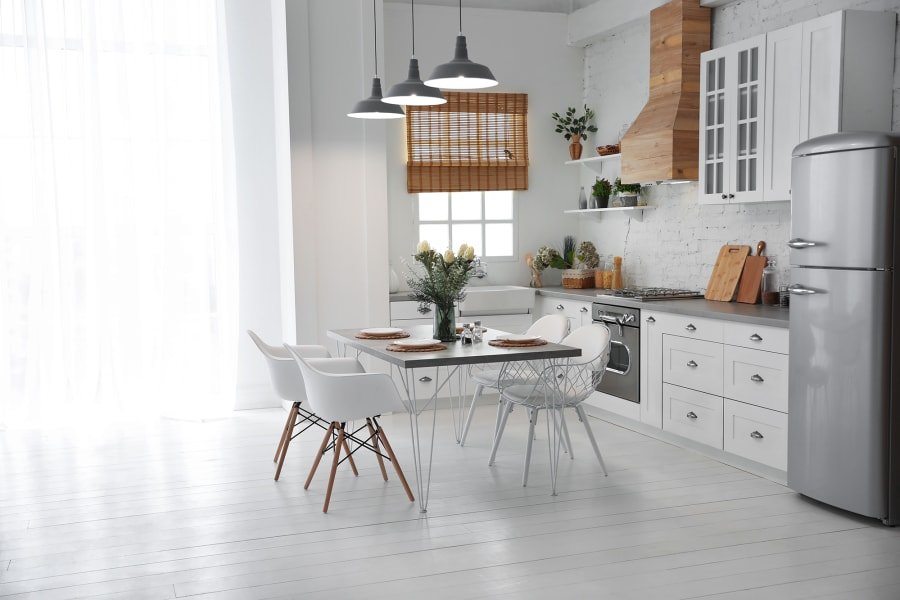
(578, 0, 900, 291)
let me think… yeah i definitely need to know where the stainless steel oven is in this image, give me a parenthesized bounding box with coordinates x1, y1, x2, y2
(592, 302, 640, 403)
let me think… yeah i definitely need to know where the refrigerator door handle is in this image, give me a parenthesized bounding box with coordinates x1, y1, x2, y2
(789, 284, 820, 295)
(788, 238, 819, 249)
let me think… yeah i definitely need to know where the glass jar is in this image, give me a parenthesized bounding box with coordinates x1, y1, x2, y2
(761, 259, 779, 306)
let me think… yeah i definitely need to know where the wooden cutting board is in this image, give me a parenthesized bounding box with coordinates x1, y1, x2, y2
(736, 241, 767, 304)
(705, 244, 752, 302)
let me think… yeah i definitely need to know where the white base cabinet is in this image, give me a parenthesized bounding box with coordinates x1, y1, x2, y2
(724, 398, 788, 471)
(662, 383, 724, 448)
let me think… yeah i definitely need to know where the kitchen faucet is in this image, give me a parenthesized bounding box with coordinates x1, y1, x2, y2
(473, 257, 487, 279)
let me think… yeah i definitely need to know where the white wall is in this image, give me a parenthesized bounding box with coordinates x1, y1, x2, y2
(578, 0, 900, 290)
(285, 0, 390, 349)
(384, 4, 583, 288)
(226, 0, 295, 409)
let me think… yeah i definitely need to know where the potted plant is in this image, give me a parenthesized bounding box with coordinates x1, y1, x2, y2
(614, 177, 643, 207)
(551, 105, 598, 160)
(533, 236, 599, 289)
(591, 177, 612, 209)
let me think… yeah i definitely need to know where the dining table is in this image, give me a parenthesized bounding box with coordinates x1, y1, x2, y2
(328, 324, 581, 512)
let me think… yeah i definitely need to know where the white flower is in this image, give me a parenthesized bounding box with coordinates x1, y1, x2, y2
(416, 240, 431, 254)
(443, 249, 456, 264)
(457, 243, 469, 257)
(464, 246, 475, 260)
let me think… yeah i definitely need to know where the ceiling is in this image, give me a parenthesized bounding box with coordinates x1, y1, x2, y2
(386, 0, 603, 14)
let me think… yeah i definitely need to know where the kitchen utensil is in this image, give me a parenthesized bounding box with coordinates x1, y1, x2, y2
(736, 241, 767, 304)
(705, 244, 751, 301)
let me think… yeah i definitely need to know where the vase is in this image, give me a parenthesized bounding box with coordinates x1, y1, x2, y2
(578, 186, 587, 210)
(433, 304, 457, 342)
(569, 137, 583, 160)
(589, 194, 598, 209)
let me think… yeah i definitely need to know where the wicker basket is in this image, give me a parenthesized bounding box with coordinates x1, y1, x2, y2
(561, 269, 595, 289)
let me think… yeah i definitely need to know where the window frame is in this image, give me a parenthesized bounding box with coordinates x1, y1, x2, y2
(414, 191, 518, 263)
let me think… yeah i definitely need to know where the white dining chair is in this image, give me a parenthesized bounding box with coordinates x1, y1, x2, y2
(248, 330, 360, 482)
(458, 314, 569, 447)
(287, 346, 415, 513)
(489, 322, 611, 494)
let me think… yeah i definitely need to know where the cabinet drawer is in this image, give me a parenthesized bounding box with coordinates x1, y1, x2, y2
(724, 399, 788, 470)
(663, 335, 724, 396)
(723, 322, 789, 354)
(724, 346, 789, 412)
(660, 314, 723, 342)
(662, 384, 724, 448)
(391, 301, 432, 321)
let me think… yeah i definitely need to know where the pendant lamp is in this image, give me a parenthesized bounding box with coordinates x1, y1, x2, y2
(348, 0, 405, 118)
(425, 0, 497, 90)
(382, 0, 446, 106)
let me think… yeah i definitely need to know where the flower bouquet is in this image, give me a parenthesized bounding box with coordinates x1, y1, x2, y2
(532, 237, 600, 289)
(405, 241, 477, 342)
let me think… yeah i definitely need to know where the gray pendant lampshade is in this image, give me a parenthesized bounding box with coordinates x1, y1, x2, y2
(425, 1, 497, 90)
(348, 77, 405, 119)
(382, 0, 446, 106)
(348, 0, 405, 119)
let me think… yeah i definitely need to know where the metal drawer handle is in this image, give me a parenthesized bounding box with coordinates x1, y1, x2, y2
(750, 374, 764, 383)
(789, 284, 819, 295)
(685, 323, 696, 332)
(750, 430, 764, 439)
(686, 360, 698, 368)
(418, 376, 432, 383)
(686, 411, 698, 420)
(646, 316, 656, 323)
(749, 333, 763, 342)
(556, 304, 564, 310)
(787, 238, 818, 249)
(580, 306, 589, 312)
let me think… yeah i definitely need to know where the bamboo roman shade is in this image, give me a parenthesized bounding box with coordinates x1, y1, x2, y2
(406, 92, 528, 193)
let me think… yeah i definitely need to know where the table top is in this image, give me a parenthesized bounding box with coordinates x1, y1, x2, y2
(328, 325, 582, 369)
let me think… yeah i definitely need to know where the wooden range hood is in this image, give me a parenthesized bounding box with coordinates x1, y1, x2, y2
(620, 0, 710, 184)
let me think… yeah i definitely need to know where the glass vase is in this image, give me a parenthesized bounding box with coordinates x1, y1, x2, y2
(433, 304, 457, 342)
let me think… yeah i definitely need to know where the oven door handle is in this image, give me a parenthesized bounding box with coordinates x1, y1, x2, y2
(604, 340, 632, 376)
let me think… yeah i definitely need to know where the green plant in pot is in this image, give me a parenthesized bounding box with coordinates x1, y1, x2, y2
(551, 105, 598, 160)
(591, 177, 612, 209)
(614, 177, 642, 207)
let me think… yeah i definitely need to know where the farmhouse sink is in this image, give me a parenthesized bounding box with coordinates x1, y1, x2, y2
(458, 285, 535, 316)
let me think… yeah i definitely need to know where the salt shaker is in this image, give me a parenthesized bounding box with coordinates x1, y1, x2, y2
(473, 320, 483, 343)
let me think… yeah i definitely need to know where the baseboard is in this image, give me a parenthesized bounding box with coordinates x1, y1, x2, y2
(582, 404, 788, 486)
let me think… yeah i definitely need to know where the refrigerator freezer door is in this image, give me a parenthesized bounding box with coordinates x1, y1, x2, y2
(788, 267, 891, 520)
(790, 146, 895, 269)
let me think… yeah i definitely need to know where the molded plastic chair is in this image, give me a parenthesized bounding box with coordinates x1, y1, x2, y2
(287, 346, 415, 513)
(489, 323, 611, 494)
(248, 330, 360, 481)
(459, 314, 569, 447)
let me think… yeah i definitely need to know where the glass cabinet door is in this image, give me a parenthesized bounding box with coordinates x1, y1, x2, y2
(700, 51, 728, 204)
(731, 38, 766, 202)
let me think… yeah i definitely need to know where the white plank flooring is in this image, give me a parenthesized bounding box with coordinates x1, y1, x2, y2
(1, 406, 898, 599)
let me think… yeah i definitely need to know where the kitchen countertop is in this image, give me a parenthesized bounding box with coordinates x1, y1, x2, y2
(537, 286, 790, 328)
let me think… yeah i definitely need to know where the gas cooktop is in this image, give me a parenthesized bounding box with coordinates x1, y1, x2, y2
(598, 287, 704, 301)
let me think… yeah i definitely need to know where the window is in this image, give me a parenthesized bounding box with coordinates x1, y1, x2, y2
(406, 92, 528, 193)
(416, 191, 515, 258)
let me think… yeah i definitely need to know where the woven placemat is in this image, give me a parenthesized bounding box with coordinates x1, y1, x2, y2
(386, 343, 448, 353)
(355, 331, 411, 340)
(488, 339, 548, 349)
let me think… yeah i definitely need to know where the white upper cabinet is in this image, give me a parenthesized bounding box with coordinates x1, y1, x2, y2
(701, 10, 895, 205)
(699, 35, 766, 205)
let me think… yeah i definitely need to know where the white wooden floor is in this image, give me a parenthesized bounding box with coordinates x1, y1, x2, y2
(2, 406, 900, 600)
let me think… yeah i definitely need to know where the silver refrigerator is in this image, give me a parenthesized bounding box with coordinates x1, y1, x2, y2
(788, 131, 900, 526)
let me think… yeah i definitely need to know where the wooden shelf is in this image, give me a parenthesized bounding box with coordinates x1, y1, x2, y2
(563, 205, 653, 222)
(564, 153, 621, 174)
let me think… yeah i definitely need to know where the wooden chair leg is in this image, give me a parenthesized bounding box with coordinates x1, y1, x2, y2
(375, 425, 414, 502)
(367, 418, 388, 481)
(323, 425, 345, 513)
(305, 422, 335, 489)
(275, 404, 302, 481)
(342, 436, 359, 476)
(274, 403, 299, 462)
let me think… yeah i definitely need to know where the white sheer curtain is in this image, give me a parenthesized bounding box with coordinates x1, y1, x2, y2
(0, 0, 238, 427)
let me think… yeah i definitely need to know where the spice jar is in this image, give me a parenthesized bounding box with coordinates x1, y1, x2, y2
(611, 256, 624, 290)
(761, 258, 779, 306)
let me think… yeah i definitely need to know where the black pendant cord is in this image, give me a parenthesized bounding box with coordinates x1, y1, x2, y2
(372, 0, 378, 76)
(411, 0, 416, 56)
(458, 0, 462, 34)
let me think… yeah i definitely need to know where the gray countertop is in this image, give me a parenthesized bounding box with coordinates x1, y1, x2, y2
(537, 286, 790, 328)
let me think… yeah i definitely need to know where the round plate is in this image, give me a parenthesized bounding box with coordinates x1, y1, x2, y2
(392, 338, 441, 348)
(360, 327, 404, 336)
(496, 334, 542, 343)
